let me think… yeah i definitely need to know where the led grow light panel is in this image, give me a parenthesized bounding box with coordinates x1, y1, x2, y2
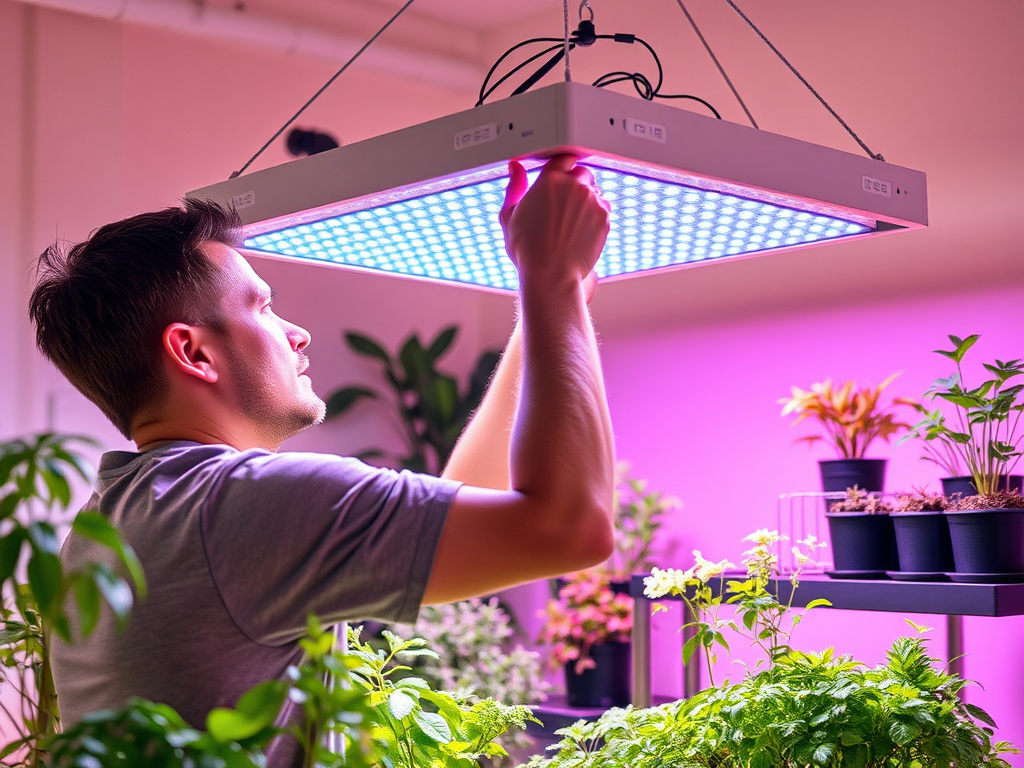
(243, 165, 872, 291)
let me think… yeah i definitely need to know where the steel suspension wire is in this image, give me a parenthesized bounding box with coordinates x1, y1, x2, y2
(722, 0, 883, 160)
(563, 0, 572, 81)
(672, 0, 758, 129)
(230, 0, 419, 179)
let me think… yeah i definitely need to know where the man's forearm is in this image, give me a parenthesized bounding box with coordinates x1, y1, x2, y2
(510, 280, 616, 554)
(440, 322, 522, 490)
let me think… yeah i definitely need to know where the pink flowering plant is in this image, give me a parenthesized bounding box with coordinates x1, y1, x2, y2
(537, 570, 632, 674)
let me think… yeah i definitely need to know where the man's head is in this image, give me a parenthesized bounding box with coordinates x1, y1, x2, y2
(29, 200, 325, 448)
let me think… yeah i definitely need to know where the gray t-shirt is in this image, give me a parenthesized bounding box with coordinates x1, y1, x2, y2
(52, 441, 458, 766)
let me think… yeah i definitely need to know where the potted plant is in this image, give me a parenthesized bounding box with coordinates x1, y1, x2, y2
(824, 486, 896, 577)
(607, 462, 679, 581)
(779, 374, 915, 493)
(902, 335, 1024, 580)
(526, 534, 1017, 768)
(889, 488, 954, 580)
(537, 569, 633, 708)
(902, 334, 1023, 498)
(324, 325, 500, 474)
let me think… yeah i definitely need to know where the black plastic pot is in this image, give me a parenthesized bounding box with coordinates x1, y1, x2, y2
(946, 508, 1024, 575)
(891, 512, 954, 575)
(819, 459, 887, 494)
(825, 512, 896, 572)
(941, 475, 1024, 497)
(564, 641, 631, 708)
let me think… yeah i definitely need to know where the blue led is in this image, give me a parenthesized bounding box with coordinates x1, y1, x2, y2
(244, 165, 872, 291)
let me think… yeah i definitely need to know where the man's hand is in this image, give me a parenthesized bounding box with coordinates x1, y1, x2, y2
(500, 156, 610, 294)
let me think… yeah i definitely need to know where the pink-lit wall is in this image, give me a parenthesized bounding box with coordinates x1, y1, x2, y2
(2, 0, 1024, 759)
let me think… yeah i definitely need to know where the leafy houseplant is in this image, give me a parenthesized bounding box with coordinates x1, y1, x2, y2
(607, 463, 679, 580)
(902, 335, 1024, 580)
(346, 626, 537, 768)
(537, 570, 633, 708)
(825, 486, 897, 576)
(0, 433, 146, 766)
(325, 326, 501, 474)
(393, 597, 550, 708)
(903, 334, 1024, 498)
(780, 375, 914, 493)
(526, 533, 1017, 768)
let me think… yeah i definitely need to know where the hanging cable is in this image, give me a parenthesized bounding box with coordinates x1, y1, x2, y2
(672, 0, 757, 129)
(229, 0, 418, 179)
(722, 0, 883, 160)
(563, 0, 571, 81)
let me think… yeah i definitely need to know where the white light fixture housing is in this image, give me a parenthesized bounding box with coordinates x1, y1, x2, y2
(188, 82, 927, 293)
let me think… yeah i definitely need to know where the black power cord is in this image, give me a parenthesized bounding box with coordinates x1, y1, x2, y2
(477, 19, 721, 120)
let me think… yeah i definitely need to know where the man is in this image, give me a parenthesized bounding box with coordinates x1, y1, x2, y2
(29, 155, 615, 765)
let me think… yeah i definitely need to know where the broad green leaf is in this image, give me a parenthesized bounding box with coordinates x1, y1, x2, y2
(805, 598, 833, 610)
(41, 463, 72, 508)
(91, 563, 134, 629)
(73, 574, 102, 638)
(325, 387, 378, 419)
(413, 709, 452, 743)
(73, 512, 147, 599)
(0, 493, 19, 523)
(399, 336, 430, 390)
(426, 326, 457, 361)
(0, 528, 27, 587)
(345, 331, 392, 365)
(965, 702, 998, 728)
(27, 549, 63, 614)
(28, 520, 60, 555)
(207, 680, 288, 742)
(388, 690, 417, 720)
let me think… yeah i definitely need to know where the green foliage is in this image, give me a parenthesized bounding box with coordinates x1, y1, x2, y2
(45, 616, 376, 768)
(902, 334, 1024, 494)
(325, 326, 501, 474)
(608, 463, 679, 578)
(0, 433, 146, 766)
(527, 635, 1017, 768)
(346, 625, 538, 768)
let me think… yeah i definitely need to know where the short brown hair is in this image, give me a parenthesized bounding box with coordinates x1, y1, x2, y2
(29, 199, 241, 438)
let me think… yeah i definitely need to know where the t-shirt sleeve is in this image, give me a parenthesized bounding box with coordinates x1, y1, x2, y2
(199, 450, 459, 645)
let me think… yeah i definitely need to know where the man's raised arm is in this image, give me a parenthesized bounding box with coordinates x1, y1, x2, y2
(423, 155, 615, 604)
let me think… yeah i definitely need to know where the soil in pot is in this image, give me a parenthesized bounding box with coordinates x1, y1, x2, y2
(891, 512, 954, 578)
(942, 475, 1024, 497)
(820, 459, 887, 494)
(564, 641, 631, 708)
(825, 512, 897, 574)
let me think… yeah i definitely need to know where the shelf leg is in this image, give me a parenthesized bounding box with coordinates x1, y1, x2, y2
(682, 601, 701, 698)
(632, 595, 652, 707)
(947, 614, 964, 680)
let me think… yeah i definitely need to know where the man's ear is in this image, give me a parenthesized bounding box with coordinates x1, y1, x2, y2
(162, 323, 219, 383)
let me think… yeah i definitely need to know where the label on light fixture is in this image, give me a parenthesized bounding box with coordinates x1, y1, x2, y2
(624, 117, 667, 144)
(454, 123, 499, 151)
(862, 176, 892, 198)
(232, 191, 257, 209)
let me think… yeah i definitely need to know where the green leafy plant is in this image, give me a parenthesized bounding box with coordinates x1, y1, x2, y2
(903, 334, 1024, 496)
(779, 375, 915, 459)
(325, 326, 501, 474)
(529, 633, 1017, 768)
(0, 433, 146, 767)
(47, 616, 376, 768)
(346, 626, 537, 768)
(608, 463, 679, 579)
(393, 597, 550, 706)
(644, 530, 827, 686)
(529, 534, 1017, 768)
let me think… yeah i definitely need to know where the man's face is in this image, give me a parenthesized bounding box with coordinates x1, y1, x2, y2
(202, 242, 326, 447)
